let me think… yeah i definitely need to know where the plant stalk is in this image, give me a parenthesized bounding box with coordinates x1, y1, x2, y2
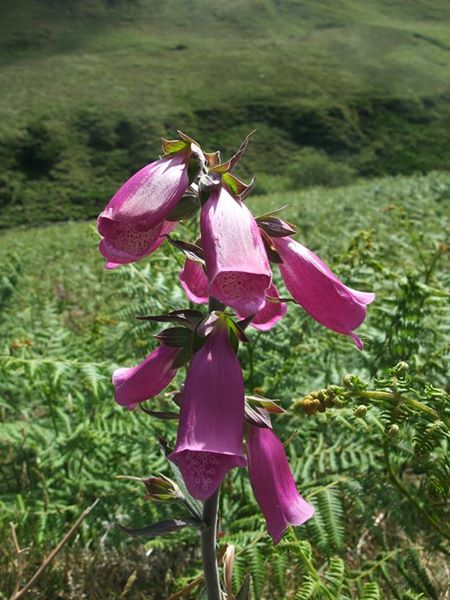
(201, 488, 222, 600)
(199, 295, 226, 600)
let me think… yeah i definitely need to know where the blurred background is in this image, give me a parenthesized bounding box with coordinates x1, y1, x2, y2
(0, 2, 449, 599)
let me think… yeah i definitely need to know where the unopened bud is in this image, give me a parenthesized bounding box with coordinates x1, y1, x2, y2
(354, 404, 368, 418)
(143, 475, 183, 502)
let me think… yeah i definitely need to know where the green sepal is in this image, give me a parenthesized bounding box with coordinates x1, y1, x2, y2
(210, 130, 255, 174)
(167, 236, 205, 263)
(136, 309, 204, 330)
(246, 394, 286, 414)
(260, 229, 283, 264)
(177, 129, 200, 145)
(155, 327, 193, 348)
(166, 192, 200, 222)
(256, 215, 296, 237)
(161, 138, 190, 156)
(222, 172, 256, 201)
(119, 518, 199, 539)
(245, 403, 272, 428)
(140, 406, 179, 420)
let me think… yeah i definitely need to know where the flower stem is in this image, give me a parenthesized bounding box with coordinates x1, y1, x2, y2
(200, 295, 226, 600)
(201, 488, 222, 600)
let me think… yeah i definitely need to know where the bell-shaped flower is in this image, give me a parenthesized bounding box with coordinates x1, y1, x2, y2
(239, 282, 287, 331)
(97, 147, 195, 266)
(201, 186, 272, 316)
(179, 259, 286, 331)
(273, 236, 375, 349)
(247, 425, 314, 544)
(169, 321, 246, 500)
(102, 220, 176, 268)
(113, 344, 180, 410)
(179, 259, 209, 304)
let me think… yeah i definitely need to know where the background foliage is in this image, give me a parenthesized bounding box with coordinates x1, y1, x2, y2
(1, 171, 449, 598)
(2, 0, 450, 227)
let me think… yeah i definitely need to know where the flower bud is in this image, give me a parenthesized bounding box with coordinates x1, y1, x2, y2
(142, 475, 183, 502)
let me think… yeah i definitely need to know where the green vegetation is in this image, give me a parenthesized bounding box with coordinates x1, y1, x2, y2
(1, 172, 449, 598)
(1, 0, 450, 227)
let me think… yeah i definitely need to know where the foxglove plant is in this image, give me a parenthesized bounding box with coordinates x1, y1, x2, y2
(99, 131, 374, 599)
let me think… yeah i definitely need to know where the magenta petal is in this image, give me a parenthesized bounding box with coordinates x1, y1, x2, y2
(97, 149, 191, 265)
(99, 220, 176, 266)
(169, 325, 246, 499)
(247, 282, 287, 331)
(247, 425, 314, 544)
(179, 259, 209, 304)
(274, 236, 375, 347)
(113, 345, 180, 410)
(99, 150, 191, 227)
(201, 186, 272, 316)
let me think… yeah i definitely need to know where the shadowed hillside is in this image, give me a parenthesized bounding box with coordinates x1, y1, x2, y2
(1, 0, 450, 227)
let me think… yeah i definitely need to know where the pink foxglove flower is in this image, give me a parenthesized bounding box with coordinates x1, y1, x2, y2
(179, 259, 208, 304)
(247, 425, 314, 544)
(179, 260, 286, 331)
(273, 236, 375, 349)
(97, 147, 194, 266)
(201, 186, 272, 316)
(113, 344, 180, 410)
(169, 322, 246, 500)
(102, 220, 176, 269)
(239, 282, 287, 331)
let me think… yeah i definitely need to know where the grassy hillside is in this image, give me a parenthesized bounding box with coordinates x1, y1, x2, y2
(1, 172, 449, 598)
(1, 0, 450, 227)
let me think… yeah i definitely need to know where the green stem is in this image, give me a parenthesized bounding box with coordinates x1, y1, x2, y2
(201, 488, 222, 600)
(350, 390, 448, 426)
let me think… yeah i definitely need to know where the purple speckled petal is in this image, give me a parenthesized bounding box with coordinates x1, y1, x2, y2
(274, 236, 374, 348)
(97, 148, 192, 266)
(113, 344, 180, 410)
(169, 323, 246, 499)
(247, 425, 314, 544)
(99, 220, 176, 267)
(201, 186, 272, 316)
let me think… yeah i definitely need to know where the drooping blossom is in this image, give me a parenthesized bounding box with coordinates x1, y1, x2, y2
(113, 344, 180, 410)
(103, 220, 176, 269)
(169, 321, 246, 500)
(247, 424, 314, 544)
(239, 282, 287, 331)
(201, 186, 272, 316)
(179, 259, 208, 303)
(179, 259, 286, 331)
(97, 146, 198, 266)
(273, 236, 375, 349)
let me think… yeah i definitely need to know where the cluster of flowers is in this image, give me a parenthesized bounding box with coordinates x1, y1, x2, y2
(97, 133, 374, 543)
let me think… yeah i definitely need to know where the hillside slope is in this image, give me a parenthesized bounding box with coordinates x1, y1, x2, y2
(1, 0, 450, 227)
